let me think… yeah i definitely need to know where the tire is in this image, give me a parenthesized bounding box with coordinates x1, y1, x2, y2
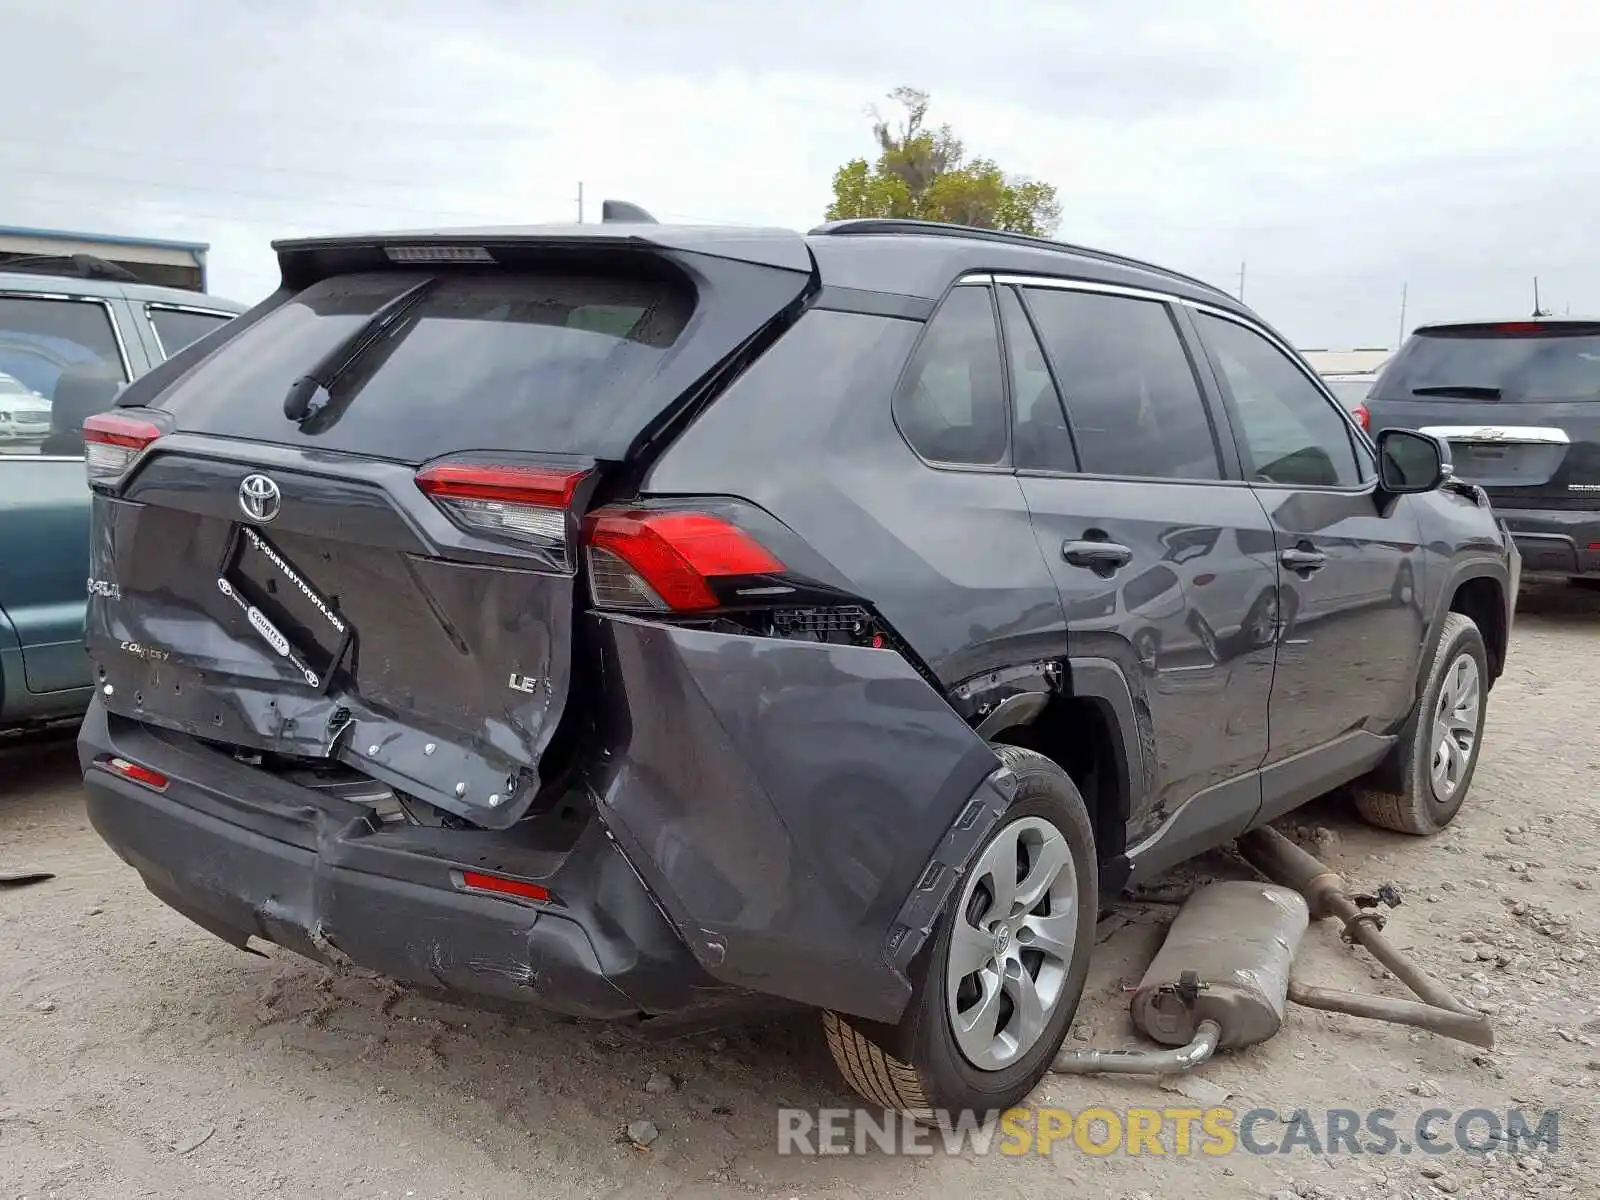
(823, 744, 1097, 1121)
(1354, 611, 1488, 835)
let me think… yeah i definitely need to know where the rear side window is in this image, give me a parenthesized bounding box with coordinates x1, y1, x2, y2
(1022, 288, 1221, 480)
(1376, 323, 1600, 401)
(894, 285, 1008, 466)
(152, 270, 694, 461)
(148, 306, 233, 358)
(997, 286, 1077, 471)
(1198, 313, 1363, 488)
(0, 296, 127, 457)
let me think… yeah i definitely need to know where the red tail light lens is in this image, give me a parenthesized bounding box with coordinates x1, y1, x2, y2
(103, 756, 169, 792)
(1354, 403, 1370, 432)
(415, 463, 589, 554)
(83, 412, 163, 487)
(458, 870, 551, 903)
(584, 508, 786, 612)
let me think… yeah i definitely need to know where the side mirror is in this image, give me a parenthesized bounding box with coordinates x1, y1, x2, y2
(1376, 427, 1449, 494)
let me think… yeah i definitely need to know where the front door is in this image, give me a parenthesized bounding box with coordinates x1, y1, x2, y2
(1189, 309, 1425, 817)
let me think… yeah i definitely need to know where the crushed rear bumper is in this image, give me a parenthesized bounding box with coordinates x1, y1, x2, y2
(80, 615, 1009, 1024)
(80, 699, 726, 1020)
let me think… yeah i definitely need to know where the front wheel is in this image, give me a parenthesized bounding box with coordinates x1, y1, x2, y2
(824, 744, 1097, 1120)
(1354, 611, 1488, 834)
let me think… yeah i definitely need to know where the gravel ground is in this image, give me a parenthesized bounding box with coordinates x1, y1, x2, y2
(2, 581, 1596, 1200)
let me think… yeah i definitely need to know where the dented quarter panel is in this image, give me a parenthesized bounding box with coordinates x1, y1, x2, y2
(589, 613, 1000, 1022)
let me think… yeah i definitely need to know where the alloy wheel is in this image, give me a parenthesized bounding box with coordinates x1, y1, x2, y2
(944, 816, 1078, 1071)
(1430, 652, 1481, 802)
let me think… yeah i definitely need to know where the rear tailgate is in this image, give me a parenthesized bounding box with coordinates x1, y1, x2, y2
(84, 228, 815, 829)
(1366, 321, 1600, 508)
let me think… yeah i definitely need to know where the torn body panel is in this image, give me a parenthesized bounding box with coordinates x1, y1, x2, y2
(79, 699, 731, 1019)
(588, 613, 1001, 1022)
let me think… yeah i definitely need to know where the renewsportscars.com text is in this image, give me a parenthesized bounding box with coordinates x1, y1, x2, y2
(777, 1106, 1561, 1158)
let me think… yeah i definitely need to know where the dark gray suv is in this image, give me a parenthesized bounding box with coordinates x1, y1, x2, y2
(77, 214, 1518, 1119)
(1362, 318, 1600, 584)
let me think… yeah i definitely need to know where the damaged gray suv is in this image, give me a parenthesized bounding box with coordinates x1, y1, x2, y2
(79, 211, 1518, 1119)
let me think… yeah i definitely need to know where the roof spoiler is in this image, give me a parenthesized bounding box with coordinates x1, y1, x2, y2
(601, 199, 658, 224)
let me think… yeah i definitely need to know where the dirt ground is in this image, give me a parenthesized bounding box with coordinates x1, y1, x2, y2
(3, 582, 1597, 1200)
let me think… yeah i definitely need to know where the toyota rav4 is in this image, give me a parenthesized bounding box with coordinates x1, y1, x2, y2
(78, 212, 1518, 1119)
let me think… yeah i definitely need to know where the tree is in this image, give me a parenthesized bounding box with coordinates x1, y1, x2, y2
(825, 87, 1061, 236)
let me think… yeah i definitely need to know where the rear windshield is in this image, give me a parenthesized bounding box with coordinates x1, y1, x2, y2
(1375, 325, 1600, 402)
(153, 270, 695, 460)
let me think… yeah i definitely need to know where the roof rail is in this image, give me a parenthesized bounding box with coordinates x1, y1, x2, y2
(808, 218, 1235, 303)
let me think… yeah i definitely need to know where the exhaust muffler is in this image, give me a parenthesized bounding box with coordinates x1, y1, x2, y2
(1053, 829, 1493, 1076)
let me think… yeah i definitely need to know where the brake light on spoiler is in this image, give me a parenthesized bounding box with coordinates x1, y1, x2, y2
(83, 412, 164, 487)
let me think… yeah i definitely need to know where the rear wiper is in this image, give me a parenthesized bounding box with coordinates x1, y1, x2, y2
(1410, 385, 1503, 399)
(283, 277, 438, 423)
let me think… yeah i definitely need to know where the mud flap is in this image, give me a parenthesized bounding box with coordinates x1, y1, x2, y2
(589, 615, 1001, 1023)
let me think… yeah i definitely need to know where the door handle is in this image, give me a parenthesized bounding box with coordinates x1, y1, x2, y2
(1280, 547, 1327, 575)
(1062, 539, 1134, 572)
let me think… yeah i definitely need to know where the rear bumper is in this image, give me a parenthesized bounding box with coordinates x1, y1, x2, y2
(1497, 507, 1600, 577)
(78, 700, 727, 1021)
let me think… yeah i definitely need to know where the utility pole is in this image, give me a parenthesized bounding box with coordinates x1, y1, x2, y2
(1397, 283, 1408, 348)
(1236, 261, 1246, 302)
(1532, 275, 1549, 317)
(577, 182, 585, 224)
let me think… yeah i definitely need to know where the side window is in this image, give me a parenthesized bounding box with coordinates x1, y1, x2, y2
(894, 285, 1008, 466)
(0, 296, 127, 458)
(1197, 313, 1364, 488)
(1023, 288, 1222, 480)
(997, 286, 1077, 471)
(148, 307, 233, 358)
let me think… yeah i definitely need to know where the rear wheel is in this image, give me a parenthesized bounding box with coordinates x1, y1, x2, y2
(823, 744, 1096, 1120)
(1355, 612, 1487, 834)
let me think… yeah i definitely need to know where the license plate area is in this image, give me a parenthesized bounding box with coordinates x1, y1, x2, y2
(217, 525, 353, 690)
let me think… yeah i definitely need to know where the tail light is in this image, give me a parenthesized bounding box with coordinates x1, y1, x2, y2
(584, 508, 785, 612)
(1354, 403, 1370, 432)
(83, 412, 164, 487)
(457, 869, 552, 904)
(416, 463, 590, 559)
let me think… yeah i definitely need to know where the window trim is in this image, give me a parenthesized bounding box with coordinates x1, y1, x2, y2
(142, 301, 241, 361)
(995, 282, 1082, 473)
(0, 289, 133, 382)
(1189, 305, 1376, 495)
(889, 281, 1014, 473)
(994, 275, 1235, 486)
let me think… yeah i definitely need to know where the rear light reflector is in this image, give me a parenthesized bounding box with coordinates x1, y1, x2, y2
(104, 756, 168, 792)
(585, 509, 785, 612)
(415, 463, 589, 552)
(459, 870, 550, 903)
(1354, 403, 1370, 432)
(83, 413, 163, 486)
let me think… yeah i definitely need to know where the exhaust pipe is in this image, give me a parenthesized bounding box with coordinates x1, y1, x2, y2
(1054, 880, 1308, 1074)
(1238, 826, 1493, 1048)
(1053, 830, 1493, 1077)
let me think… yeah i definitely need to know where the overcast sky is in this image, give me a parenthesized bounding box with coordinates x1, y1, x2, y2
(5, 0, 1596, 347)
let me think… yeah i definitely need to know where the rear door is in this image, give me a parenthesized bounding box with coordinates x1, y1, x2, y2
(1366, 321, 1600, 575)
(1001, 278, 1279, 848)
(86, 237, 813, 829)
(1189, 307, 1424, 811)
(0, 290, 131, 696)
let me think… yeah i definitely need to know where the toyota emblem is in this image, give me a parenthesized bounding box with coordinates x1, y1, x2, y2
(239, 473, 282, 523)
